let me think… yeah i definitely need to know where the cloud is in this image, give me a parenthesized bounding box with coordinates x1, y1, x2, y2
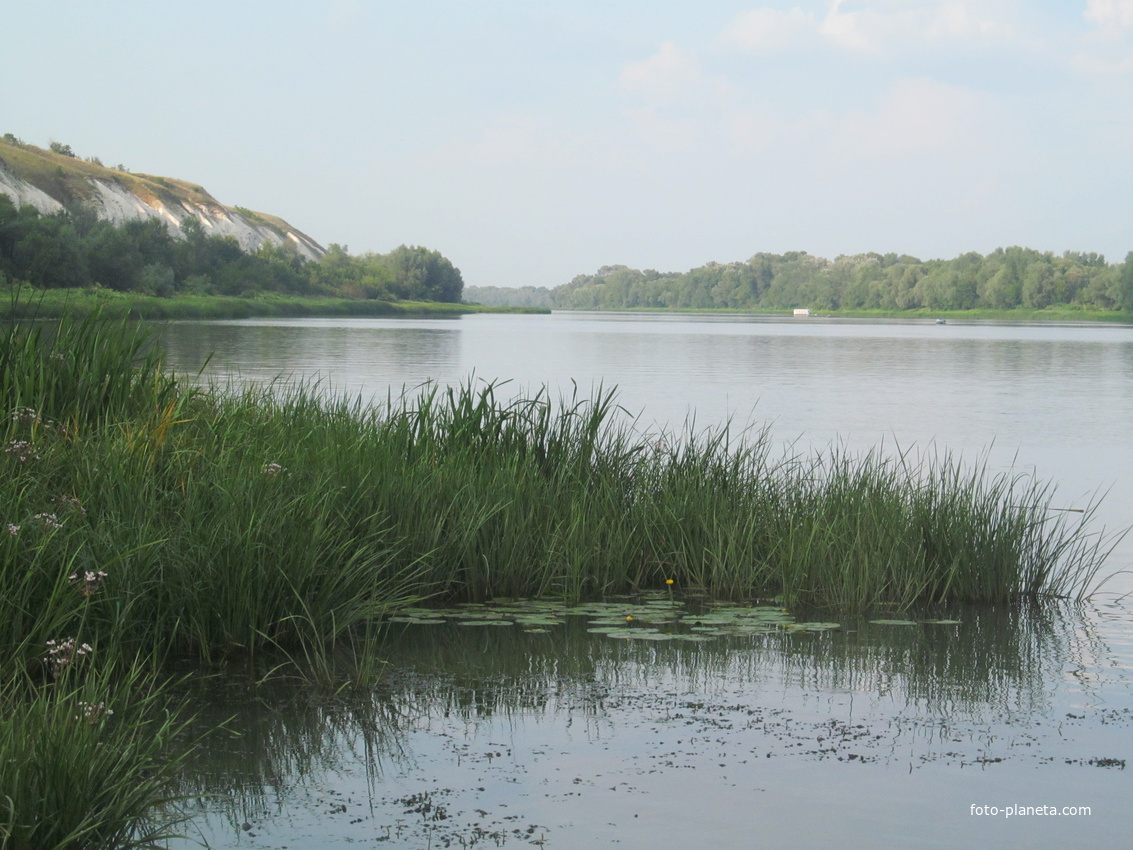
(1084, 0, 1133, 34)
(720, 7, 816, 51)
(719, 1, 889, 54)
(1077, 0, 1133, 73)
(928, 2, 1013, 41)
(619, 42, 705, 105)
(819, 0, 881, 52)
(722, 1, 1022, 57)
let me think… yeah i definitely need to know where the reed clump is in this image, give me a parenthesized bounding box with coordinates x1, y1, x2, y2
(2, 312, 1115, 663)
(0, 311, 1118, 846)
(0, 663, 196, 850)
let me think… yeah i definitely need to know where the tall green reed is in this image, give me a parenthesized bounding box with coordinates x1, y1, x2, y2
(1, 309, 183, 434)
(0, 663, 196, 850)
(2, 314, 1118, 679)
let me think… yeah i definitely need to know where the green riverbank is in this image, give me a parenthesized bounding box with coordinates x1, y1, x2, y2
(557, 304, 1133, 323)
(1, 286, 548, 320)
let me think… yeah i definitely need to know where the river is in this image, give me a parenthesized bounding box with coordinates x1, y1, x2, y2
(158, 312, 1133, 848)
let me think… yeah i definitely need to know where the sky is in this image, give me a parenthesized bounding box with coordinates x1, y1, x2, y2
(3, 1, 1133, 288)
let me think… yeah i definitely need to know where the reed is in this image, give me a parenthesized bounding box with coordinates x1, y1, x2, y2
(0, 310, 183, 433)
(0, 663, 196, 850)
(1, 312, 1119, 845)
(2, 313, 1115, 672)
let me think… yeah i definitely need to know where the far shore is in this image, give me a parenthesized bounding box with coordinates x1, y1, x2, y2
(4, 286, 1132, 323)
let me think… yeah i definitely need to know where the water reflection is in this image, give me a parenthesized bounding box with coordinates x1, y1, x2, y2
(160, 320, 463, 395)
(171, 601, 1133, 848)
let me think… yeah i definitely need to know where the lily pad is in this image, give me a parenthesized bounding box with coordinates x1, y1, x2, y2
(789, 622, 842, 631)
(456, 620, 513, 627)
(869, 619, 918, 626)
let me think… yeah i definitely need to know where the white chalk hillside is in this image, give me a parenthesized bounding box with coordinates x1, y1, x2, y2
(0, 147, 325, 262)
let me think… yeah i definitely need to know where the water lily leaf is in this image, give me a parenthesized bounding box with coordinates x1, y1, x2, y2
(869, 619, 918, 626)
(789, 622, 842, 631)
(633, 614, 679, 624)
(456, 620, 513, 626)
(723, 624, 779, 635)
(587, 627, 648, 638)
(922, 619, 962, 625)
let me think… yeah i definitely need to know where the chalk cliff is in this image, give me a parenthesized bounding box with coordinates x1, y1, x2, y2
(0, 139, 325, 261)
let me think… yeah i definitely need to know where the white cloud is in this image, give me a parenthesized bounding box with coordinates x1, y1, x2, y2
(720, 7, 816, 52)
(1085, 0, 1133, 34)
(1077, 0, 1133, 73)
(928, 2, 1011, 41)
(619, 42, 705, 105)
(820, 0, 881, 52)
(722, 1, 1023, 56)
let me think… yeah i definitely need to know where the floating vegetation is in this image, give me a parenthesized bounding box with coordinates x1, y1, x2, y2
(382, 597, 843, 643)
(456, 620, 513, 627)
(379, 600, 975, 641)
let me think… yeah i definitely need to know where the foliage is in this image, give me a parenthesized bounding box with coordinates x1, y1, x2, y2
(543, 249, 1133, 314)
(47, 141, 76, 158)
(0, 193, 465, 302)
(0, 136, 465, 304)
(0, 288, 515, 320)
(0, 667, 196, 850)
(0, 314, 1113, 674)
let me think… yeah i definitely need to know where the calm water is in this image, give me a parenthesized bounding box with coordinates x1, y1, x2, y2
(157, 313, 1133, 848)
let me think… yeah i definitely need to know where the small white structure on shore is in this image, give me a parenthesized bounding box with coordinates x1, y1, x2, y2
(793, 308, 811, 317)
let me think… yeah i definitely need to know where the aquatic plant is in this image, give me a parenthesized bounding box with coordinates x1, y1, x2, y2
(2, 311, 1118, 673)
(0, 665, 195, 850)
(0, 310, 1121, 846)
(0, 308, 184, 432)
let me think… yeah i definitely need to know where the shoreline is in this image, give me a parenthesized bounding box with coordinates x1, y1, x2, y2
(0, 287, 549, 320)
(3, 287, 1130, 323)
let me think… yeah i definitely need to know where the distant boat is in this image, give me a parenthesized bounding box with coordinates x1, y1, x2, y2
(793, 308, 811, 317)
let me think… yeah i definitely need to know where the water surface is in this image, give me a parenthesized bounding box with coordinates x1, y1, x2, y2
(158, 313, 1133, 848)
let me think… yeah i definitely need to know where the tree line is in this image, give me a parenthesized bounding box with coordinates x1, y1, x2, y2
(468, 248, 1133, 313)
(0, 195, 463, 302)
(554, 249, 1133, 312)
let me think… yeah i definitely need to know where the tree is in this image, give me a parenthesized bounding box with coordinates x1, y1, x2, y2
(1119, 252, 1133, 313)
(1022, 259, 1056, 309)
(383, 245, 464, 302)
(48, 140, 76, 157)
